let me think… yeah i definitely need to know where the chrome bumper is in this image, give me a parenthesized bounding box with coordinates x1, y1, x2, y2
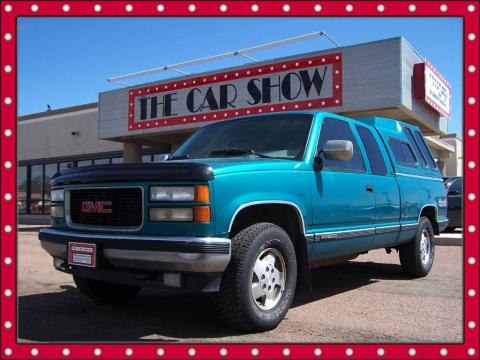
(39, 228, 231, 273)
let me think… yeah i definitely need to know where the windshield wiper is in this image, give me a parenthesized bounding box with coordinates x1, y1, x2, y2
(209, 148, 276, 159)
(168, 154, 190, 160)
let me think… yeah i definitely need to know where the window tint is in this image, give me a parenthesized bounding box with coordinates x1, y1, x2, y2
(356, 126, 387, 175)
(389, 138, 418, 166)
(404, 127, 427, 167)
(414, 130, 438, 169)
(318, 118, 365, 172)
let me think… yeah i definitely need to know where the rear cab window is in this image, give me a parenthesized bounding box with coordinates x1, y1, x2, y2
(355, 125, 387, 176)
(413, 130, 438, 170)
(388, 138, 418, 167)
(403, 127, 428, 168)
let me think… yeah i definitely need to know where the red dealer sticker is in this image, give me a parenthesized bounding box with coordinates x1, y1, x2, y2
(128, 53, 342, 130)
(68, 242, 96, 268)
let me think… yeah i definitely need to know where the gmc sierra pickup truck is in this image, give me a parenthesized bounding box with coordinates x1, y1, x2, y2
(39, 111, 448, 331)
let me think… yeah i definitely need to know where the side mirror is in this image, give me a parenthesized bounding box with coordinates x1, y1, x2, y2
(323, 140, 353, 161)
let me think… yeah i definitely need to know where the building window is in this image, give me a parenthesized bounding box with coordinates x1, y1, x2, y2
(142, 154, 153, 162)
(17, 166, 28, 214)
(154, 154, 168, 162)
(77, 160, 92, 167)
(59, 162, 73, 170)
(44, 163, 58, 214)
(94, 158, 110, 165)
(111, 157, 123, 164)
(30, 164, 44, 214)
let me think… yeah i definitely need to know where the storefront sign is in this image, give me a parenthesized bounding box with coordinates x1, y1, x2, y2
(128, 52, 342, 130)
(414, 60, 451, 118)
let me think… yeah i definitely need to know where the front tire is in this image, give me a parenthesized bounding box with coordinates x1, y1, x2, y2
(73, 275, 141, 304)
(215, 223, 297, 332)
(399, 216, 435, 277)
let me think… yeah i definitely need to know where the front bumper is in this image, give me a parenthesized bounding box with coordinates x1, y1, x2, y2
(39, 228, 231, 273)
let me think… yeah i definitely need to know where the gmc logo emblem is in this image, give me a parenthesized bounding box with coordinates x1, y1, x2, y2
(81, 201, 112, 214)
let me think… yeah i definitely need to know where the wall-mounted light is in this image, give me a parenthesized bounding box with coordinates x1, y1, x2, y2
(71, 131, 80, 136)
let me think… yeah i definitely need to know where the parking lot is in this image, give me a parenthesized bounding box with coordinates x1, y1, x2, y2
(18, 226, 463, 343)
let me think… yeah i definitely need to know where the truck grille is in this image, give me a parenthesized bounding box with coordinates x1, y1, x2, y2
(68, 187, 143, 228)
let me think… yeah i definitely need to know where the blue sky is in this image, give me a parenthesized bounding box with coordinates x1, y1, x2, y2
(18, 17, 462, 134)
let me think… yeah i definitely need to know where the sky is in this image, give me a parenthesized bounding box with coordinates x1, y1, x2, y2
(18, 17, 462, 134)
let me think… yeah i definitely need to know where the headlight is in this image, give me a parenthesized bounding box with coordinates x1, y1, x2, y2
(51, 189, 64, 202)
(150, 186, 195, 202)
(51, 206, 64, 218)
(149, 208, 193, 222)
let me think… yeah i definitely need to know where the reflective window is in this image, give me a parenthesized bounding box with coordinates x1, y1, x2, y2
(77, 160, 92, 167)
(446, 178, 462, 195)
(404, 127, 427, 167)
(59, 162, 72, 170)
(356, 126, 387, 176)
(388, 138, 417, 167)
(17, 166, 27, 214)
(30, 165, 44, 214)
(317, 118, 365, 172)
(414, 130, 438, 169)
(94, 158, 110, 165)
(142, 155, 152, 162)
(44, 163, 58, 214)
(154, 154, 168, 162)
(111, 157, 123, 164)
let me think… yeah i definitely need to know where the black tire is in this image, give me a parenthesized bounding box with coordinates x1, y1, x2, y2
(399, 216, 435, 277)
(73, 275, 141, 304)
(215, 223, 297, 332)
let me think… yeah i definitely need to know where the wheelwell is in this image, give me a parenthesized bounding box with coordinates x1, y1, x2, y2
(420, 206, 439, 235)
(229, 203, 311, 292)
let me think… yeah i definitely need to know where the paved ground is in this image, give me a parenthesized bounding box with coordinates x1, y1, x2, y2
(17, 227, 463, 343)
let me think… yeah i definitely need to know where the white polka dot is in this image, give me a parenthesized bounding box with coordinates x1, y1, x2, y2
(440, 348, 448, 356)
(4, 33, 12, 41)
(468, 257, 476, 265)
(4, 128, 12, 137)
(31, 4, 38, 12)
(468, 33, 476, 41)
(377, 4, 385, 12)
(31, 348, 39, 356)
(440, 4, 448, 12)
(219, 348, 228, 356)
(125, 348, 133, 356)
(4, 321, 12, 329)
(468, 348, 476, 356)
(345, 4, 353, 12)
(188, 4, 196, 12)
(4, 161, 12, 169)
(93, 4, 101, 12)
(125, 4, 133, 12)
(468, 97, 476, 105)
(62, 4, 70, 12)
(283, 348, 290, 356)
(94, 348, 101, 356)
(408, 4, 416, 12)
(346, 348, 353, 356)
(4, 225, 12, 233)
(157, 4, 164, 12)
(4, 4, 12, 12)
(377, 348, 385, 356)
(157, 348, 165, 356)
(283, 4, 290, 12)
(4, 193, 12, 201)
(219, 4, 227, 12)
(4, 65, 12, 73)
(251, 4, 259, 12)
(468, 193, 476, 201)
(314, 348, 322, 356)
(468, 161, 476, 169)
(468, 289, 476, 297)
(468, 65, 476, 73)
(468, 225, 476, 233)
(314, 4, 322, 12)
(251, 348, 259, 356)
(4, 257, 12, 265)
(468, 321, 476, 328)
(408, 348, 416, 356)
(4, 97, 12, 105)
(4, 348, 12, 356)
(468, 128, 476, 137)
(468, 4, 476, 12)
(62, 348, 70, 356)
(188, 348, 196, 356)
(4, 289, 12, 297)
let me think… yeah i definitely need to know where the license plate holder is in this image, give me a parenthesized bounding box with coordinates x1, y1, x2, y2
(68, 242, 96, 268)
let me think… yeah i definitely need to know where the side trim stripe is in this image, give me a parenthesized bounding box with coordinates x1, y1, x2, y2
(394, 172, 444, 182)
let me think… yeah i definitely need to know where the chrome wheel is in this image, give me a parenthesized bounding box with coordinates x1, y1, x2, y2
(420, 229, 432, 264)
(251, 247, 286, 311)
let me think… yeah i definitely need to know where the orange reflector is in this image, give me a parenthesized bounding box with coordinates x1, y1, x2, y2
(194, 206, 211, 223)
(195, 185, 210, 203)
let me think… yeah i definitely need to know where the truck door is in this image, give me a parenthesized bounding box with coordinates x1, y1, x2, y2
(355, 125, 401, 248)
(310, 117, 375, 259)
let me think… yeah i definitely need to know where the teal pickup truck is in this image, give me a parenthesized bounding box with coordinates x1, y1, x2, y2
(39, 111, 448, 331)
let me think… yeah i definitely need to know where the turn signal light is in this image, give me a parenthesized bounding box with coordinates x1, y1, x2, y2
(194, 206, 211, 223)
(195, 185, 210, 203)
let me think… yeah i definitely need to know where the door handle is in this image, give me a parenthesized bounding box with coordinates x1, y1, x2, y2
(366, 185, 374, 192)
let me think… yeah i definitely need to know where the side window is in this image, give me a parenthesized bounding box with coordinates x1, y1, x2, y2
(448, 178, 462, 195)
(404, 127, 428, 167)
(317, 118, 365, 172)
(355, 126, 387, 176)
(388, 138, 418, 167)
(414, 130, 438, 169)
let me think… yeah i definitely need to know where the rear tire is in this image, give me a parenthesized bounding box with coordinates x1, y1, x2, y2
(73, 275, 141, 304)
(399, 216, 435, 277)
(215, 223, 297, 332)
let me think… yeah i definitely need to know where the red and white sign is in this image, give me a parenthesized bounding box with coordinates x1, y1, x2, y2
(128, 52, 342, 131)
(414, 60, 451, 118)
(68, 242, 96, 268)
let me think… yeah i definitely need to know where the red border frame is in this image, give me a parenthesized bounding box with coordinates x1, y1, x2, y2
(1, 1, 478, 359)
(128, 53, 342, 130)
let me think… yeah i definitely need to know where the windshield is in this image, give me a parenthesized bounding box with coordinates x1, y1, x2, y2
(170, 114, 313, 161)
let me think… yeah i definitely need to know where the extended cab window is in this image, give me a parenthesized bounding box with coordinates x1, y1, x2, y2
(355, 125, 387, 176)
(403, 127, 428, 168)
(318, 118, 365, 172)
(388, 138, 418, 167)
(414, 130, 438, 169)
